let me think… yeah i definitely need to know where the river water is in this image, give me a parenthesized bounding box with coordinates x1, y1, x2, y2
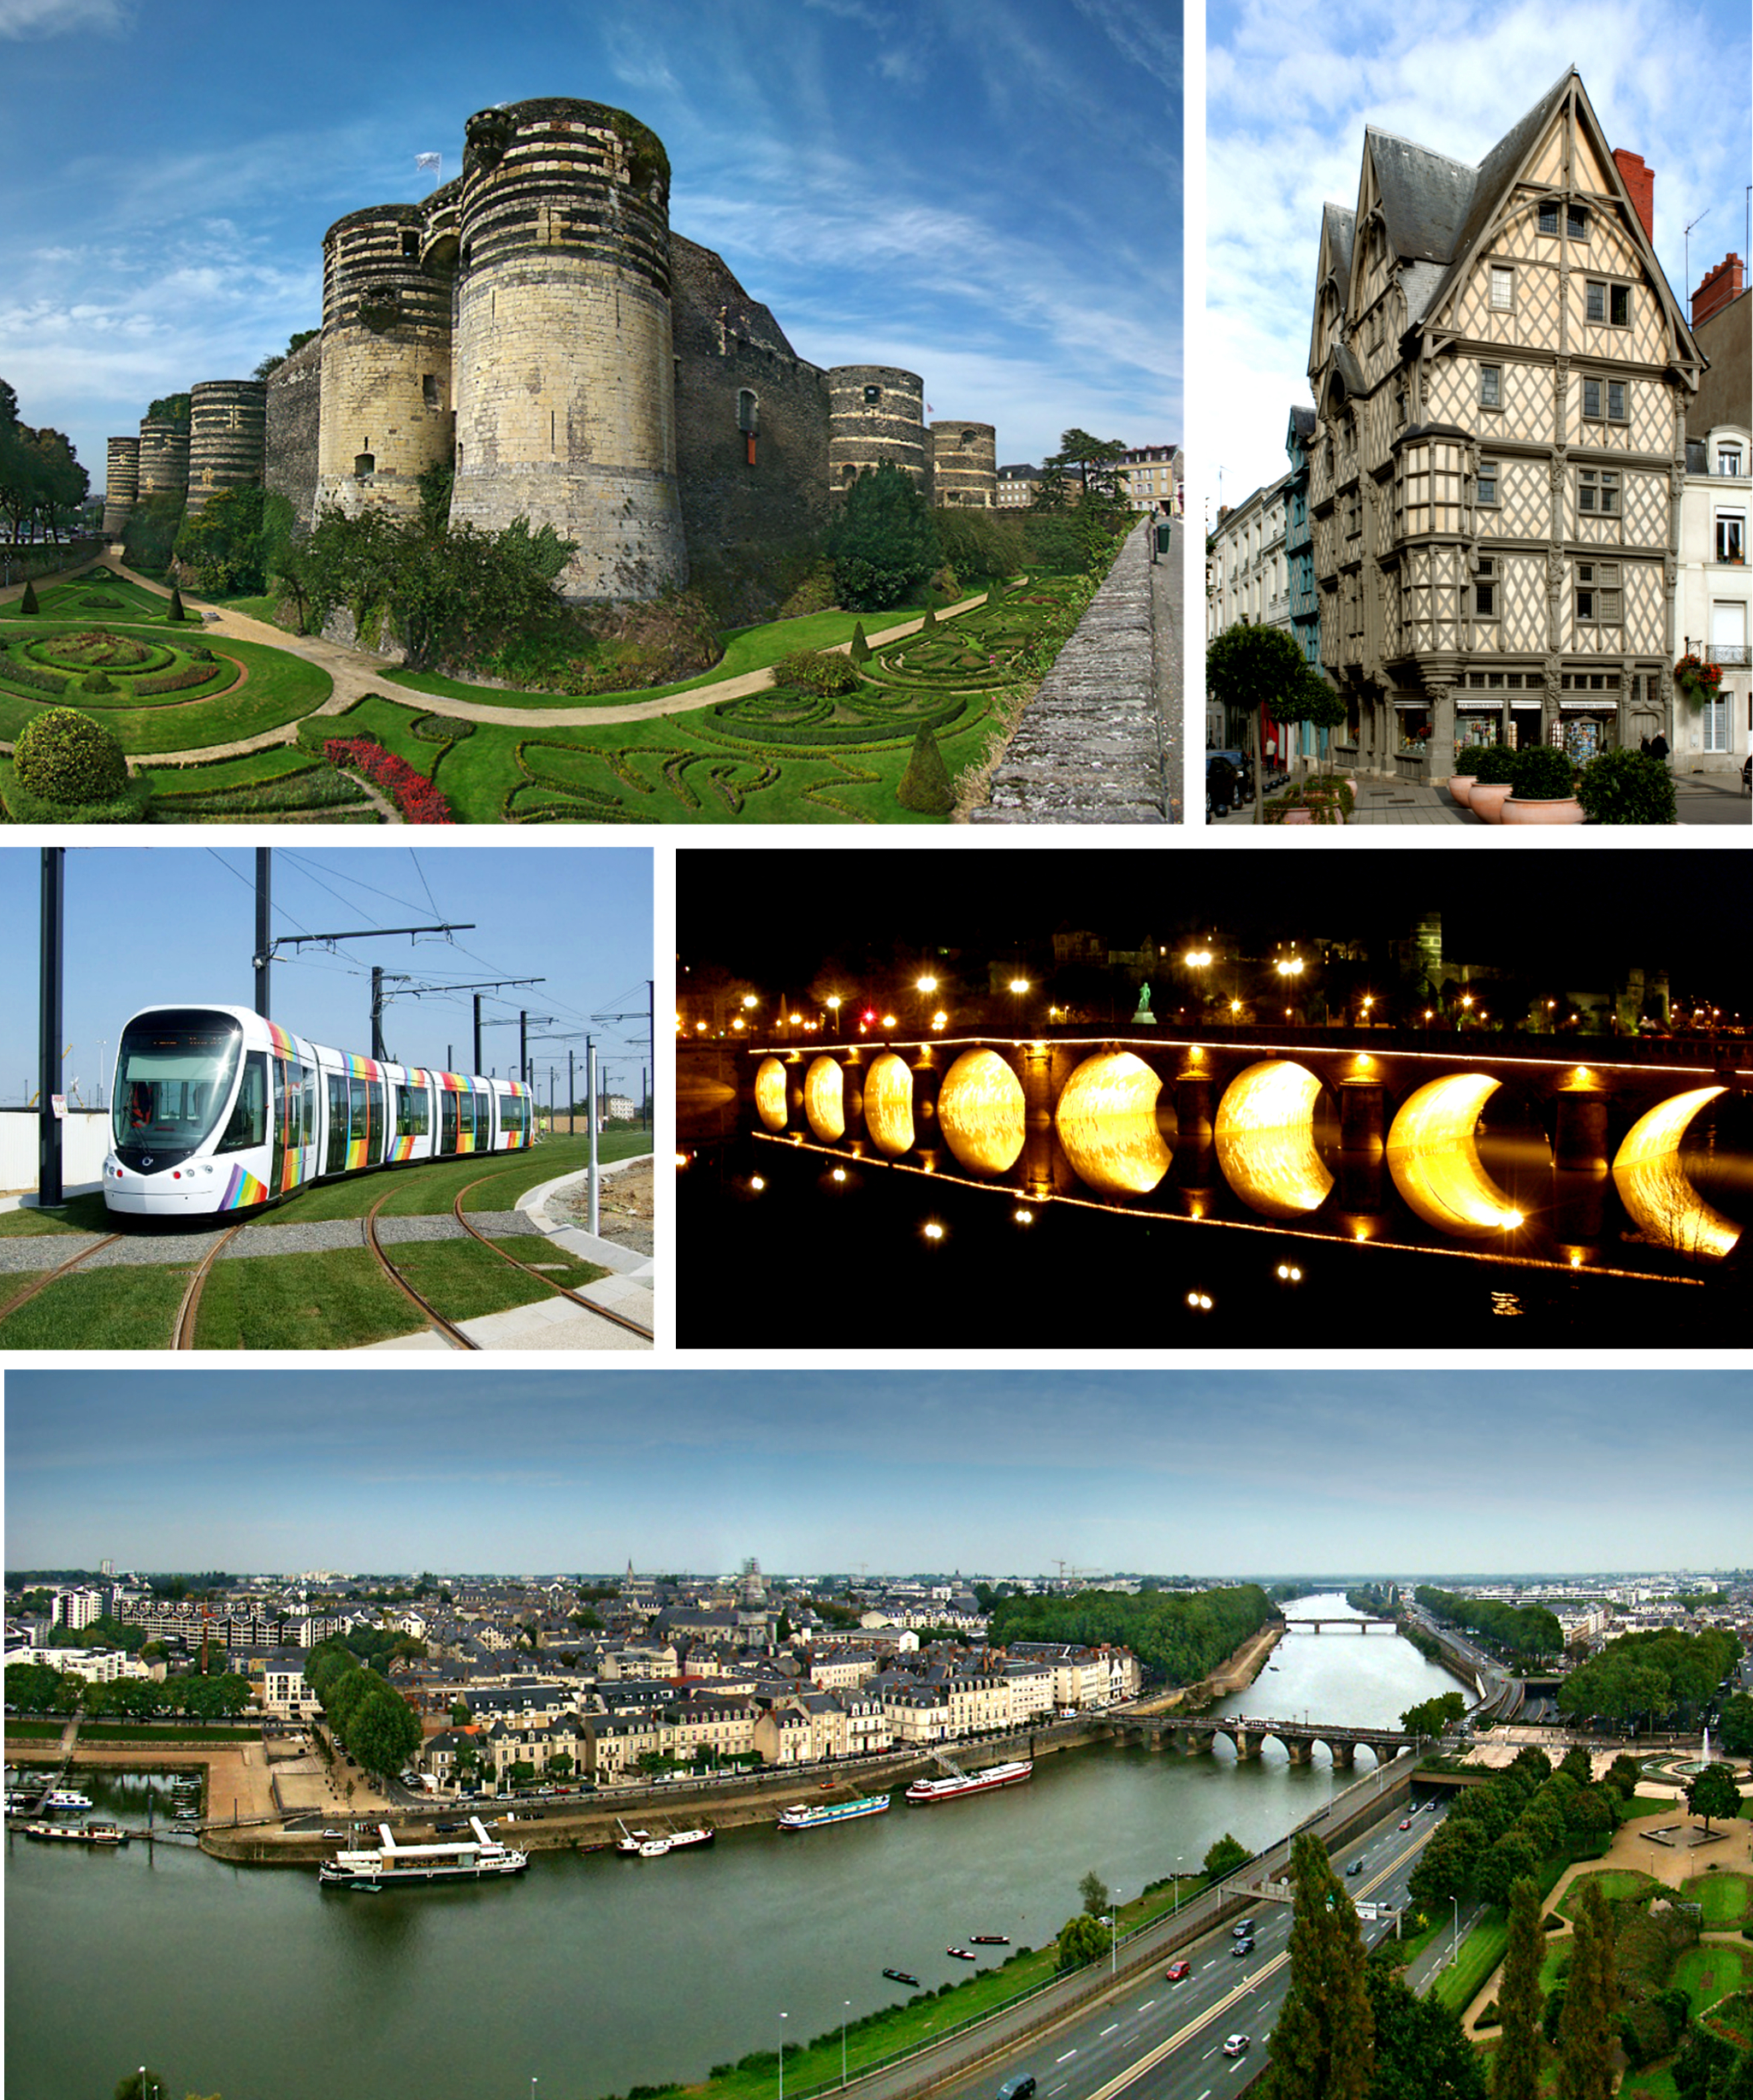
(3, 1594, 1460, 2100)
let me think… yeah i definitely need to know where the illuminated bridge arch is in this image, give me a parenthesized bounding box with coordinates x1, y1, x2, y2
(1053, 1050, 1170, 1195)
(803, 1055, 846, 1143)
(937, 1049, 1024, 1176)
(754, 1056, 789, 1133)
(1213, 1060, 1335, 1218)
(1612, 1086, 1741, 1259)
(1386, 1073, 1524, 1236)
(862, 1050, 915, 1157)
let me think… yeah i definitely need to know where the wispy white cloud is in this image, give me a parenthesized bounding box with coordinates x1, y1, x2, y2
(0, 0, 127, 37)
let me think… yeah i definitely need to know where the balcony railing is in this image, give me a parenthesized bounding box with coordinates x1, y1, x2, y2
(1708, 644, 1751, 667)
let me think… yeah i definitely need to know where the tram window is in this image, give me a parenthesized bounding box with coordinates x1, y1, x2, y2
(216, 1052, 268, 1154)
(394, 1085, 411, 1139)
(411, 1086, 429, 1137)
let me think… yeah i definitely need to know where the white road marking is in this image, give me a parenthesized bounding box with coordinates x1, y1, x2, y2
(1100, 2024, 1118, 2038)
(1138, 1999, 1156, 2011)
(1057, 2050, 1077, 2064)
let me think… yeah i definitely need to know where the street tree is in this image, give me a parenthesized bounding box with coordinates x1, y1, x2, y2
(1401, 1693, 1467, 1737)
(1718, 1693, 1753, 1759)
(1055, 1913, 1110, 1973)
(1203, 1832, 1250, 1881)
(1555, 1877, 1618, 2100)
(1263, 1831, 1373, 2100)
(1050, 429, 1127, 501)
(1365, 1963, 1484, 2100)
(1205, 621, 1344, 822)
(1079, 1868, 1111, 1918)
(1490, 1876, 1545, 2100)
(1685, 1762, 1742, 1835)
(1479, 1831, 1543, 1910)
(346, 1685, 421, 1778)
(1559, 1747, 1593, 1785)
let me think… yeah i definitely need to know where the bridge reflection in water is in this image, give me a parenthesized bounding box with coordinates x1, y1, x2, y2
(738, 1026, 1750, 1280)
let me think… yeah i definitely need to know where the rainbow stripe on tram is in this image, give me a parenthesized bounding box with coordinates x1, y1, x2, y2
(221, 1164, 270, 1210)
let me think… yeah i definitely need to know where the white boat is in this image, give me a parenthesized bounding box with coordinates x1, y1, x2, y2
(619, 1822, 714, 1856)
(904, 1760, 1033, 1805)
(318, 1818, 528, 1889)
(44, 1789, 93, 1811)
(778, 1794, 891, 1832)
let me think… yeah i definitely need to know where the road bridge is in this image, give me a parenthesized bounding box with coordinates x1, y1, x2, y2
(733, 1023, 1748, 1272)
(1105, 1713, 1417, 1768)
(1280, 1615, 1399, 1632)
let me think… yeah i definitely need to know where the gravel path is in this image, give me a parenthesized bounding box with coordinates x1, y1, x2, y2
(554, 1158, 654, 1257)
(0, 1209, 535, 1272)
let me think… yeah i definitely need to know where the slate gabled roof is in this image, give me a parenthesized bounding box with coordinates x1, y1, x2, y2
(1365, 129, 1478, 265)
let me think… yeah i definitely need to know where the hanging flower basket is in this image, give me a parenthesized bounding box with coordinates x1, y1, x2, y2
(1673, 653, 1723, 707)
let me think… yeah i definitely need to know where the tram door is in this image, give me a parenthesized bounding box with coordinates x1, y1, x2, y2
(325, 1073, 347, 1177)
(267, 1059, 286, 1198)
(440, 1089, 459, 1157)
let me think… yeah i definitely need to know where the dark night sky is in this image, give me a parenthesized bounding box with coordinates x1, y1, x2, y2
(678, 848, 1753, 1011)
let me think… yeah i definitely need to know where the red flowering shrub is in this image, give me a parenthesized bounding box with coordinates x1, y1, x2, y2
(323, 736, 456, 824)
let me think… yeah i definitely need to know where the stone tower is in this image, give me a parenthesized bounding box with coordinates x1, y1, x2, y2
(187, 381, 268, 517)
(447, 97, 685, 600)
(827, 366, 930, 499)
(136, 414, 190, 504)
(317, 204, 456, 520)
(930, 421, 997, 507)
(102, 436, 139, 540)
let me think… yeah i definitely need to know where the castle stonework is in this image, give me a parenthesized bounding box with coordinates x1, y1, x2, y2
(187, 381, 267, 516)
(110, 96, 988, 600)
(102, 437, 139, 539)
(136, 415, 189, 502)
(931, 421, 998, 507)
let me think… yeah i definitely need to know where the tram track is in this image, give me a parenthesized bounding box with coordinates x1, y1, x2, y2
(171, 1223, 244, 1351)
(364, 1194, 481, 1352)
(0, 1233, 123, 1326)
(452, 1174, 654, 1343)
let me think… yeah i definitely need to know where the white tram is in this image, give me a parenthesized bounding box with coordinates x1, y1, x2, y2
(103, 1003, 535, 1219)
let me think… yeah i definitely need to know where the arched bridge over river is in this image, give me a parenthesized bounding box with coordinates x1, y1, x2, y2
(736, 1023, 1750, 1274)
(1105, 1711, 1418, 1767)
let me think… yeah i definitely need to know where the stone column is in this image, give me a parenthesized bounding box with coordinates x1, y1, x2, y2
(1426, 677, 1454, 784)
(1338, 1080, 1384, 1154)
(1553, 1089, 1608, 1173)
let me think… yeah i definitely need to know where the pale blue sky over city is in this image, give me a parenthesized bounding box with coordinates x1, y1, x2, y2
(0, 846, 654, 1101)
(0, 0, 1181, 494)
(7, 1370, 1749, 1575)
(1199, 0, 1753, 507)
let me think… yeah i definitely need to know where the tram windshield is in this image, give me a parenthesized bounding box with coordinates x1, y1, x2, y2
(111, 1012, 242, 1162)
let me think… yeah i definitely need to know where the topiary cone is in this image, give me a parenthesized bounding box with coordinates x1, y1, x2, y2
(168, 588, 186, 622)
(19, 578, 38, 615)
(850, 621, 869, 664)
(921, 602, 938, 630)
(897, 724, 956, 815)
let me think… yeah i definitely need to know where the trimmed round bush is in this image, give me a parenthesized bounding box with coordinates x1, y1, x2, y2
(1468, 742, 1519, 785)
(81, 669, 115, 695)
(772, 647, 862, 697)
(14, 707, 131, 805)
(1574, 745, 1678, 825)
(1510, 744, 1578, 800)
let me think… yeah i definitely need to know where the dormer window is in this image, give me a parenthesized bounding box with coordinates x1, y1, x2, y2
(1718, 445, 1744, 478)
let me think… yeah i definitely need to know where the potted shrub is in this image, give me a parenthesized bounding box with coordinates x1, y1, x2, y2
(1502, 742, 1584, 824)
(1573, 745, 1679, 825)
(1466, 743, 1519, 824)
(1448, 745, 1486, 807)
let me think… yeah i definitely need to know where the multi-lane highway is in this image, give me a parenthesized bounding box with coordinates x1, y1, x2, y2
(929, 1797, 1454, 2100)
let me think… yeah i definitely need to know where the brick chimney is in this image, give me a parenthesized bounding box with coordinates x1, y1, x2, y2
(1613, 149, 1655, 240)
(1692, 253, 1745, 328)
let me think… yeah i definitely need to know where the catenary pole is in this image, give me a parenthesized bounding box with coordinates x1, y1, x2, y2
(38, 847, 64, 1207)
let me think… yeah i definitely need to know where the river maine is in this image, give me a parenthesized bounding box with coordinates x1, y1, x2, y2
(4, 1595, 1460, 2100)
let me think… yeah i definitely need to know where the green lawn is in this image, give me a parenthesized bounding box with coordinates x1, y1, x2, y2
(0, 1263, 192, 1349)
(484, 1236, 609, 1292)
(240, 1133, 648, 1222)
(379, 1237, 563, 1323)
(1684, 1873, 1753, 1927)
(0, 1190, 113, 1238)
(1618, 2070, 1681, 2100)
(1558, 1868, 1663, 1914)
(1432, 1910, 1509, 2013)
(1673, 1942, 1753, 2015)
(383, 599, 941, 710)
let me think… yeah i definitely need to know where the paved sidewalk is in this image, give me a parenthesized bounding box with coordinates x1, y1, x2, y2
(1256, 772, 1751, 827)
(1149, 522, 1183, 822)
(1673, 772, 1752, 826)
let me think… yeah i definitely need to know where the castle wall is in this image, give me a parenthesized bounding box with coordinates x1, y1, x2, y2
(448, 98, 685, 600)
(136, 416, 189, 504)
(671, 234, 829, 558)
(828, 365, 930, 500)
(931, 420, 997, 507)
(317, 204, 456, 520)
(187, 381, 268, 516)
(264, 336, 323, 530)
(102, 436, 139, 540)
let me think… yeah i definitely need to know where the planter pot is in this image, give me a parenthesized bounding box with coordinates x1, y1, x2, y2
(1501, 795, 1586, 825)
(1281, 808, 1313, 825)
(1469, 782, 1513, 823)
(1448, 773, 1478, 807)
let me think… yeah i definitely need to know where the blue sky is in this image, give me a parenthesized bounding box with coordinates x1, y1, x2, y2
(6, 1369, 1749, 1573)
(0, 0, 1181, 494)
(1199, 0, 1753, 508)
(0, 845, 654, 1102)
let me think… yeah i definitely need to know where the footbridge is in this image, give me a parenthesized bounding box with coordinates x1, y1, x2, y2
(1106, 1712, 1417, 1768)
(736, 1022, 1749, 1272)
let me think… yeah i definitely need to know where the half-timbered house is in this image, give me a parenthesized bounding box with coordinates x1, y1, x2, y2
(1306, 70, 1704, 783)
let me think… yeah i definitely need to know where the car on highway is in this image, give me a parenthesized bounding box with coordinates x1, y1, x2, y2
(1399, 1817, 1412, 1830)
(996, 2078, 1036, 2100)
(1165, 1960, 1191, 1981)
(320, 1828, 344, 1839)
(1222, 2035, 1250, 2059)
(1230, 1922, 1253, 1937)
(1232, 1936, 1254, 1956)
(1347, 1859, 1364, 1875)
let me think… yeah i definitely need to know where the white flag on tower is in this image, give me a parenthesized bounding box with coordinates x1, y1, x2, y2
(415, 152, 441, 185)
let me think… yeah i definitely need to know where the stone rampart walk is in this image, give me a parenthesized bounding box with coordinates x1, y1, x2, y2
(968, 519, 1169, 823)
(98, 555, 992, 740)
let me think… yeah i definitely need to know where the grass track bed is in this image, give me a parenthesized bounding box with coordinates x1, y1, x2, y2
(0, 1264, 190, 1349)
(381, 1236, 556, 1323)
(1432, 1910, 1508, 2013)
(483, 1235, 609, 1292)
(191, 1245, 418, 1349)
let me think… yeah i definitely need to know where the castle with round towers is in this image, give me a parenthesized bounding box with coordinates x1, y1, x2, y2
(102, 97, 999, 601)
